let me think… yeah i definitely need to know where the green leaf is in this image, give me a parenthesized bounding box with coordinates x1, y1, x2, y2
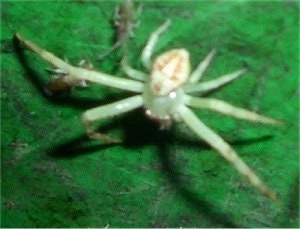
(1, 1, 298, 227)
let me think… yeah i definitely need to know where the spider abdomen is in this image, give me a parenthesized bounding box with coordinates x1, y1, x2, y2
(150, 49, 190, 96)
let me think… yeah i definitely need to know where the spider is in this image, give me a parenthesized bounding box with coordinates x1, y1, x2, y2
(15, 19, 280, 201)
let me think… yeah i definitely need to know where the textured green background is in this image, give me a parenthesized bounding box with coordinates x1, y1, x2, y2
(1, 0, 299, 227)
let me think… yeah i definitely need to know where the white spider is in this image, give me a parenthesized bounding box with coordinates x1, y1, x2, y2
(15, 19, 280, 201)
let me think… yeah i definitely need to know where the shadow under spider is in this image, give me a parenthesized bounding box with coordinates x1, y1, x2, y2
(280, 173, 300, 228)
(50, 107, 275, 159)
(48, 108, 276, 227)
(156, 132, 238, 227)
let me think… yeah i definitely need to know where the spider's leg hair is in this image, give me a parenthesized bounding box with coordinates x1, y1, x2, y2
(184, 95, 281, 125)
(82, 95, 143, 143)
(141, 19, 171, 69)
(184, 68, 247, 94)
(189, 49, 216, 83)
(121, 57, 147, 81)
(15, 33, 143, 93)
(179, 106, 277, 200)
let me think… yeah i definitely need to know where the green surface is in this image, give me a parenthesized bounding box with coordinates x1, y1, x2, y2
(1, 0, 299, 227)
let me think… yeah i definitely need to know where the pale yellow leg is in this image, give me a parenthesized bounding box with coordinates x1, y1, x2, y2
(15, 33, 144, 93)
(184, 69, 247, 94)
(189, 49, 217, 83)
(184, 95, 281, 125)
(141, 19, 171, 69)
(179, 105, 277, 201)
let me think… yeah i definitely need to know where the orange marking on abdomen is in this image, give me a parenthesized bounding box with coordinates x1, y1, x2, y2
(170, 55, 183, 82)
(155, 52, 178, 71)
(151, 49, 190, 95)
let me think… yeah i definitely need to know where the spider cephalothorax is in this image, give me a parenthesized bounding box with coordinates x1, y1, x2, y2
(143, 49, 189, 128)
(15, 19, 280, 201)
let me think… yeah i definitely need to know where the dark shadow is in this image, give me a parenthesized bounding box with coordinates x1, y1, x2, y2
(280, 174, 300, 228)
(155, 130, 241, 228)
(13, 35, 46, 94)
(229, 135, 274, 146)
(1, 38, 16, 54)
(121, 108, 173, 148)
(48, 109, 166, 159)
(175, 131, 275, 149)
(49, 135, 117, 159)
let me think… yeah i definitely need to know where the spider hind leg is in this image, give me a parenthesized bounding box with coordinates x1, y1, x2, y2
(179, 105, 277, 201)
(83, 119, 122, 143)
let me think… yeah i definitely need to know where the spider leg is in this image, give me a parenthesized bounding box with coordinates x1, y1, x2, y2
(179, 106, 277, 200)
(184, 95, 281, 125)
(184, 69, 247, 94)
(82, 95, 143, 143)
(141, 19, 171, 69)
(121, 57, 147, 81)
(15, 33, 143, 93)
(189, 49, 217, 83)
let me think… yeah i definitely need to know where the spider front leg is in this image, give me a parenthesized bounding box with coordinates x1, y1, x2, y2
(82, 95, 143, 143)
(141, 19, 171, 69)
(179, 106, 277, 200)
(121, 57, 147, 81)
(15, 33, 144, 93)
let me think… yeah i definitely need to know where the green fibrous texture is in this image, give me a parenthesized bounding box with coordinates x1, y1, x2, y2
(1, 1, 298, 228)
